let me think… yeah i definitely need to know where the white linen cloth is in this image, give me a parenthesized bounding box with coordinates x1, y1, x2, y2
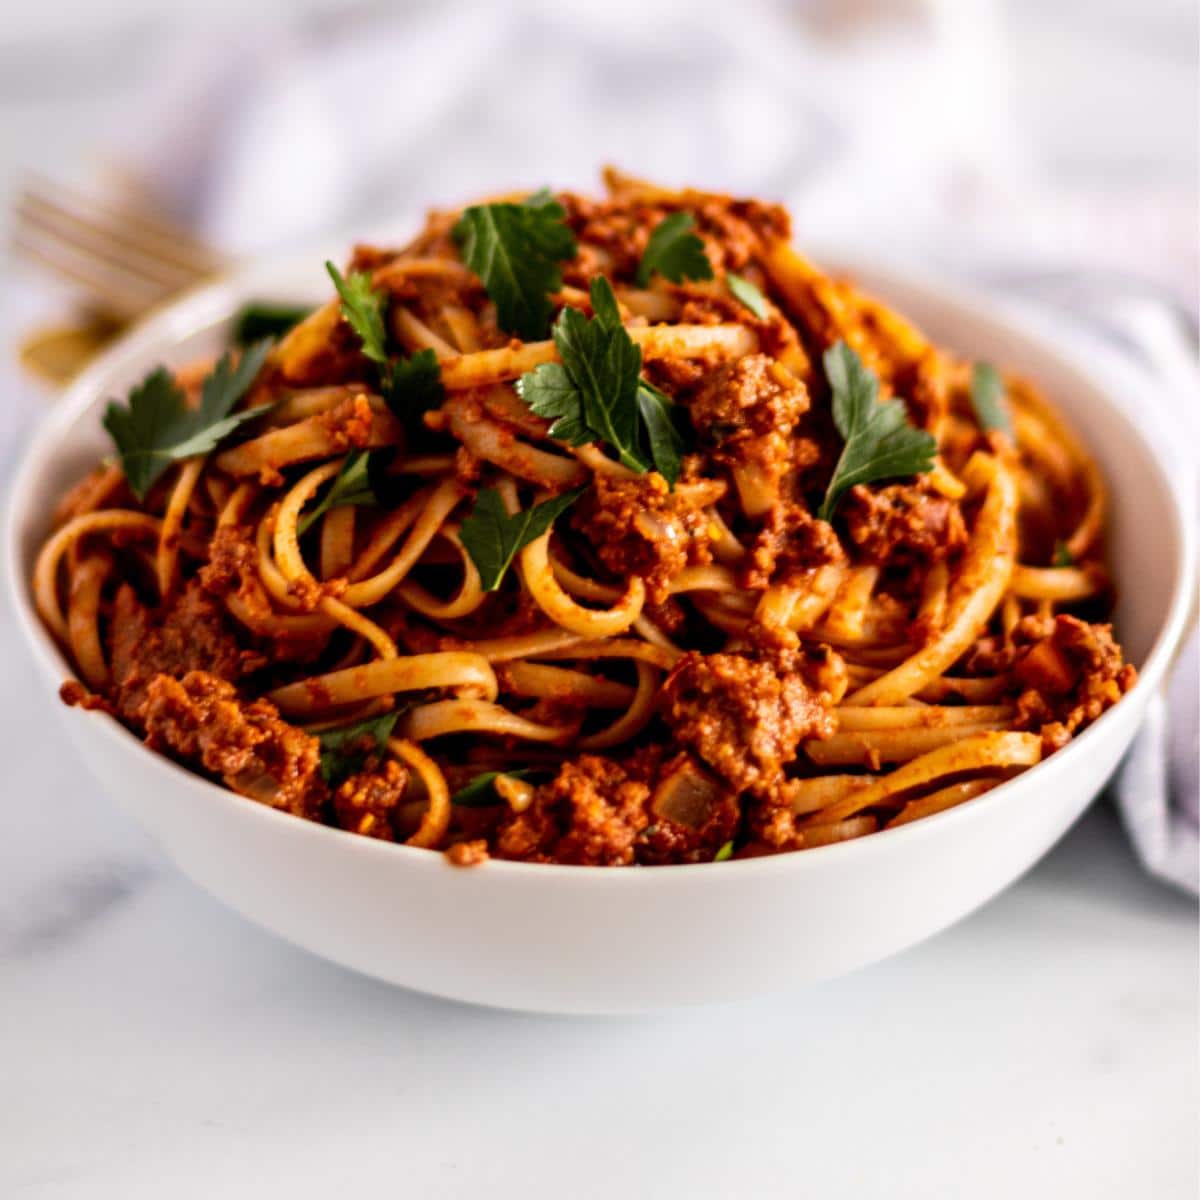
(8, 0, 1197, 889)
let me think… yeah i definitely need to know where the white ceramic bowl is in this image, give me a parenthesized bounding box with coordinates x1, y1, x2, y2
(6, 251, 1195, 1014)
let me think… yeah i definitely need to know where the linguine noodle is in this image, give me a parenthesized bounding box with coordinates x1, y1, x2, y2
(35, 171, 1136, 867)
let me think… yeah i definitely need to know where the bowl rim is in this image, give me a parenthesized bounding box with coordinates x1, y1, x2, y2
(5, 246, 1196, 885)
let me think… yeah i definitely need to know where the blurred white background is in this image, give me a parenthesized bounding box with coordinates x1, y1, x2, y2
(3, 0, 1196, 472)
(1, 0, 1196, 290)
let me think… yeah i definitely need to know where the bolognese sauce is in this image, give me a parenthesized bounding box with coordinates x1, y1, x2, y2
(36, 170, 1135, 865)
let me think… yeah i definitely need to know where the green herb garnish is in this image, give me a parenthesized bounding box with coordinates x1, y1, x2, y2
(518, 276, 685, 482)
(970, 362, 1012, 436)
(1052, 540, 1075, 568)
(713, 840, 735, 862)
(452, 189, 577, 340)
(231, 301, 313, 346)
(103, 339, 273, 501)
(299, 450, 377, 535)
(636, 379, 687, 488)
(317, 712, 400, 789)
(451, 769, 540, 808)
(388, 347, 444, 425)
(817, 341, 937, 522)
(459, 486, 585, 591)
(326, 263, 388, 368)
(636, 212, 714, 287)
(325, 262, 444, 427)
(519, 276, 647, 470)
(298, 449, 409, 536)
(727, 272, 767, 319)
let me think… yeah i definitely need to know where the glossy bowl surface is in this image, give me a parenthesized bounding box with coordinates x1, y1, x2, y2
(6, 249, 1194, 1013)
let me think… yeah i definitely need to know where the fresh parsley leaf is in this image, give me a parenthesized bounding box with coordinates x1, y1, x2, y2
(103, 339, 273, 500)
(518, 276, 650, 472)
(102, 369, 186, 499)
(326, 262, 388, 368)
(637, 380, 686, 487)
(451, 769, 540, 808)
(191, 341, 275, 442)
(318, 711, 400, 788)
(386, 346, 444, 425)
(727, 272, 767, 319)
(297, 447, 413, 535)
(232, 301, 313, 346)
(516, 362, 588, 444)
(452, 190, 577, 340)
(713, 840, 735, 862)
(517, 277, 693, 483)
(299, 450, 378, 535)
(970, 361, 1012, 436)
(459, 486, 585, 591)
(325, 262, 444, 429)
(817, 341, 937, 522)
(636, 212, 714, 287)
(1052, 540, 1075, 568)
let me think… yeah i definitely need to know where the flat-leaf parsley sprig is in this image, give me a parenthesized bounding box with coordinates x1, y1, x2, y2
(231, 301, 313, 346)
(969, 361, 1012, 437)
(103, 338, 274, 501)
(636, 212, 714, 287)
(635, 378, 687, 488)
(726, 272, 768, 319)
(458, 487, 585, 592)
(317, 711, 401, 789)
(817, 341, 937, 521)
(325, 262, 444, 428)
(298, 450, 376, 535)
(452, 189, 578, 340)
(519, 276, 646, 471)
(517, 276, 688, 485)
(298, 448, 410, 536)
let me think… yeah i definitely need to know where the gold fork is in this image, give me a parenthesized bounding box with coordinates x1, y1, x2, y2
(12, 174, 225, 383)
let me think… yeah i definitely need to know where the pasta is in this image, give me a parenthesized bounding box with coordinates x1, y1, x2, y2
(35, 172, 1136, 867)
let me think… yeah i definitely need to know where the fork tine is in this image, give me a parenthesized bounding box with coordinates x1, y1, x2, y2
(12, 212, 177, 299)
(16, 191, 205, 293)
(22, 173, 222, 275)
(12, 228, 166, 321)
(29, 168, 219, 249)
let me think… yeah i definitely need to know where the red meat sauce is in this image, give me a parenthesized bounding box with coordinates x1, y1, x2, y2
(570, 473, 715, 605)
(63, 581, 401, 837)
(60, 572, 1133, 869)
(842, 480, 967, 568)
(61, 570, 848, 864)
(558, 184, 791, 284)
(54, 184, 1135, 866)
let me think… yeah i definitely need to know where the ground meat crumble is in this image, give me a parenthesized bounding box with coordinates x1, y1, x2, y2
(571, 473, 713, 603)
(495, 755, 651, 866)
(841, 480, 967, 567)
(660, 647, 839, 795)
(140, 671, 327, 820)
(1011, 614, 1137, 752)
